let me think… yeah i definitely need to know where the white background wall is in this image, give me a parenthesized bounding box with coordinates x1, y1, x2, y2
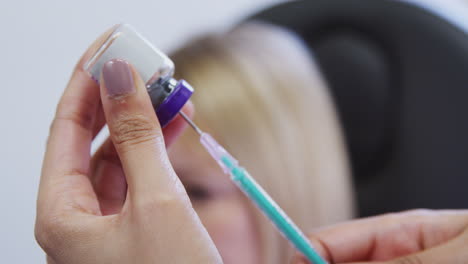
(0, 0, 282, 262)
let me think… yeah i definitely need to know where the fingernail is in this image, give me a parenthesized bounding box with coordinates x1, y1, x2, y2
(102, 59, 135, 97)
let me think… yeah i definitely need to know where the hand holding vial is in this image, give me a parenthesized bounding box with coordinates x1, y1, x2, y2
(34, 26, 222, 264)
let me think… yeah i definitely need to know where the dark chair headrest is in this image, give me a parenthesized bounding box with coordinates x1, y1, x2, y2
(247, 0, 468, 216)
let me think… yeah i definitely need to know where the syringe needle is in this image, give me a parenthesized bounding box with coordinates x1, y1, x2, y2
(178, 110, 325, 263)
(179, 111, 203, 136)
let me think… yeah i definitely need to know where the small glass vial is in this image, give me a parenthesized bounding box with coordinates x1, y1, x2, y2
(84, 24, 193, 127)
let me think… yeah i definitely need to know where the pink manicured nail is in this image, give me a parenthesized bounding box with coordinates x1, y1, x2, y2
(102, 59, 135, 97)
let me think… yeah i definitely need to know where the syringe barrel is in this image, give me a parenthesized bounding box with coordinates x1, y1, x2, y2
(221, 156, 327, 264)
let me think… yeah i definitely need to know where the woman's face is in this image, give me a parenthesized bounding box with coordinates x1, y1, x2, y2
(169, 137, 261, 264)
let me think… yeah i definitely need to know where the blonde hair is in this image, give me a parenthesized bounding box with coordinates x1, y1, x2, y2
(171, 22, 354, 264)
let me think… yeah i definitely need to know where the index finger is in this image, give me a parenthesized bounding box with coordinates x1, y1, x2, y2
(38, 26, 117, 216)
(302, 210, 468, 263)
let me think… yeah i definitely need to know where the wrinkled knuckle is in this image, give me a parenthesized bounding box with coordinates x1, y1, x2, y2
(111, 114, 159, 148)
(391, 255, 424, 264)
(135, 194, 187, 217)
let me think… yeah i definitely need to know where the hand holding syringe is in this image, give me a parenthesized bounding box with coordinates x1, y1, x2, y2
(179, 112, 327, 264)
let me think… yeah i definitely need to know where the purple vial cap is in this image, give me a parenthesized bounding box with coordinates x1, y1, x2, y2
(156, 80, 194, 127)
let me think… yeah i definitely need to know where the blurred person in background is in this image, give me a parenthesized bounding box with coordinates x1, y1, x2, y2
(169, 22, 354, 264)
(34, 22, 354, 263)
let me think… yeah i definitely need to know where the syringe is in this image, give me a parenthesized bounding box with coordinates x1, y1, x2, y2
(179, 112, 327, 264)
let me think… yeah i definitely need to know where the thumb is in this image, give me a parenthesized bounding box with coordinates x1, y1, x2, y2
(100, 59, 184, 202)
